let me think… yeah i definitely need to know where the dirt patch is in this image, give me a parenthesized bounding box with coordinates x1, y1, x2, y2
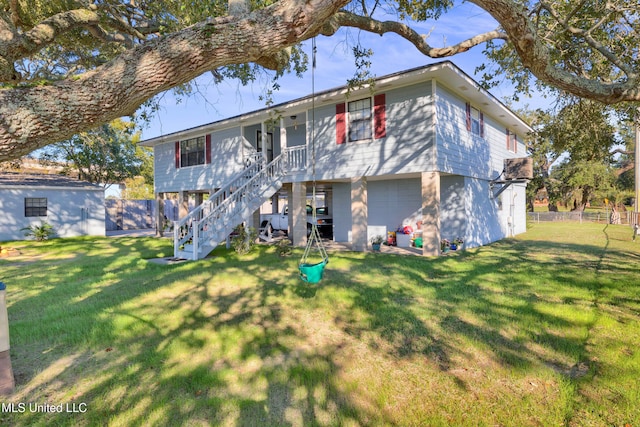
(0, 247, 21, 258)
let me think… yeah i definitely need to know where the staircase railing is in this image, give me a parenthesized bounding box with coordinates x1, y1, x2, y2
(173, 146, 306, 260)
(284, 145, 307, 172)
(173, 152, 263, 256)
(193, 153, 286, 250)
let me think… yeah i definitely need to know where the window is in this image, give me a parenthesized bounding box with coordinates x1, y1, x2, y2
(25, 197, 47, 217)
(470, 107, 481, 135)
(336, 94, 386, 144)
(180, 136, 206, 167)
(465, 103, 484, 137)
(348, 98, 373, 142)
(506, 129, 518, 153)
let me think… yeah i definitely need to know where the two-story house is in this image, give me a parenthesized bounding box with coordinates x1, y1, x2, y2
(141, 61, 532, 260)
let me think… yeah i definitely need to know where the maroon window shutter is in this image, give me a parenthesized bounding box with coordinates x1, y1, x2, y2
(514, 134, 518, 153)
(465, 103, 472, 131)
(205, 134, 212, 164)
(479, 112, 484, 138)
(506, 128, 510, 150)
(336, 103, 346, 145)
(175, 141, 180, 169)
(374, 94, 386, 139)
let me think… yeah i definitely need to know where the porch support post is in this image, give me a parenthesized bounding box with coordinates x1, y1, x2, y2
(325, 188, 334, 241)
(421, 171, 441, 256)
(261, 121, 268, 163)
(271, 194, 279, 214)
(271, 117, 286, 215)
(351, 177, 368, 252)
(251, 209, 261, 230)
(156, 193, 165, 237)
(290, 182, 307, 247)
(280, 117, 288, 150)
(178, 191, 189, 219)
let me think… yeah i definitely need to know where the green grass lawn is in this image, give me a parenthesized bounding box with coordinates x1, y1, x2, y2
(1, 222, 639, 426)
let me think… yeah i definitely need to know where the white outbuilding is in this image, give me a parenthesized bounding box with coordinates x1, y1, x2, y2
(0, 173, 105, 242)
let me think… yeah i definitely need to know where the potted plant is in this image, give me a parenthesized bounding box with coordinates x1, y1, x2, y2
(370, 235, 384, 252)
(451, 237, 464, 250)
(440, 238, 450, 253)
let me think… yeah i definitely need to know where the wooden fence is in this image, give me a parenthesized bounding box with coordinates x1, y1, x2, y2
(105, 199, 191, 231)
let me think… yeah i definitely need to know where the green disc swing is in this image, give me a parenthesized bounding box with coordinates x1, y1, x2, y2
(299, 38, 329, 284)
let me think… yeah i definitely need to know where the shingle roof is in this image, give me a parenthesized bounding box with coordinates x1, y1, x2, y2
(0, 173, 103, 190)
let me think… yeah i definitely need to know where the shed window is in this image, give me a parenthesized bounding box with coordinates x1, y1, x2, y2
(25, 197, 47, 217)
(180, 136, 206, 167)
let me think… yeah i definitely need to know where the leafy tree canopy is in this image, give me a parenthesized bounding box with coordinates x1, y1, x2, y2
(121, 176, 154, 200)
(40, 118, 150, 185)
(1, 0, 640, 161)
(523, 98, 634, 211)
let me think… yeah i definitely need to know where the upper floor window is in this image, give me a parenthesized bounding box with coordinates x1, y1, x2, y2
(336, 94, 386, 144)
(25, 197, 47, 217)
(465, 103, 484, 137)
(506, 129, 518, 153)
(180, 136, 206, 167)
(348, 98, 373, 142)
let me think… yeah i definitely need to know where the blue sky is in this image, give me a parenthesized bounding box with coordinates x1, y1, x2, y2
(140, 2, 546, 141)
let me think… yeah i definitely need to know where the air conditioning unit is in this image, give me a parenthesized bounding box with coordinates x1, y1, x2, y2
(504, 157, 533, 180)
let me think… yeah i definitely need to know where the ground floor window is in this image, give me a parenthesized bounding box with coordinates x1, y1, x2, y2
(25, 197, 47, 217)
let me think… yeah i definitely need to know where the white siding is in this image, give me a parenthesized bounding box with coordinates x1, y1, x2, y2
(334, 175, 525, 247)
(0, 188, 105, 241)
(312, 82, 436, 181)
(464, 177, 504, 247)
(332, 183, 352, 242)
(244, 124, 283, 158)
(435, 84, 528, 179)
(333, 178, 422, 243)
(154, 127, 252, 193)
(368, 179, 422, 234)
(440, 175, 467, 242)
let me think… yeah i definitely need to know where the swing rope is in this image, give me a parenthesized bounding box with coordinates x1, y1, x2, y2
(299, 38, 329, 284)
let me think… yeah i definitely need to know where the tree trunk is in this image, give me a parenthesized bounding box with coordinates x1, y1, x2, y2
(572, 191, 590, 212)
(0, 0, 349, 161)
(3, 0, 640, 162)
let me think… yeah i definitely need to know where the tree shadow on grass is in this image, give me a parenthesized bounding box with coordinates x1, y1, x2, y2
(4, 232, 640, 426)
(325, 234, 640, 381)
(4, 239, 377, 426)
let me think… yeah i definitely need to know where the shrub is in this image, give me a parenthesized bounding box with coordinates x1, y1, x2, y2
(231, 223, 257, 254)
(21, 221, 56, 241)
(276, 239, 293, 257)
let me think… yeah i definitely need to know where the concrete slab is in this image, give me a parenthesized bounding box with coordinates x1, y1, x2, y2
(106, 229, 157, 237)
(146, 257, 189, 265)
